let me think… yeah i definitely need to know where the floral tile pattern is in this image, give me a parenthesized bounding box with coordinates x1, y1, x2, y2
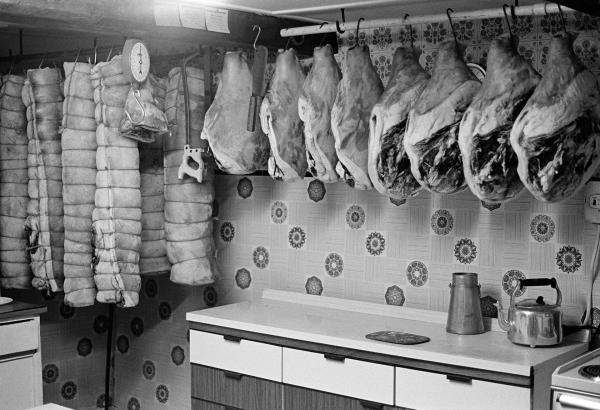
(454, 238, 477, 264)
(366, 232, 386, 256)
(305, 276, 324, 295)
(431, 209, 454, 235)
(236, 268, 252, 289)
(406, 261, 428, 287)
(308, 179, 326, 202)
(346, 204, 366, 229)
(288, 226, 306, 249)
(502, 270, 527, 297)
(325, 253, 344, 277)
(220, 222, 235, 242)
(271, 200, 288, 224)
(530, 214, 555, 242)
(237, 177, 253, 199)
(253, 246, 269, 269)
(385, 285, 406, 306)
(556, 245, 582, 273)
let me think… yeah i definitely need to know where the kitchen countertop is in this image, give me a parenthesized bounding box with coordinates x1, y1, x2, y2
(187, 290, 588, 377)
(0, 300, 47, 321)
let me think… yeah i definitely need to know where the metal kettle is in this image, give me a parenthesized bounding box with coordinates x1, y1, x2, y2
(497, 278, 563, 347)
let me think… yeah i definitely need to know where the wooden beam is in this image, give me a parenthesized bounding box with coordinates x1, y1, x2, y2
(0, 0, 337, 56)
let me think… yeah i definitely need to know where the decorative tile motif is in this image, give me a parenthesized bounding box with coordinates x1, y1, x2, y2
(372, 27, 393, 50)
(127, 397, 141, 410)
(220, 221, 235, 242)
(574, 38, 600, 70)
(406, 261, 428, 287)
(389, 197, 407, 206)
(61, 381, 77, 400)
(385, 285, 405, 306)
(308, 179, 326, 202)
(366, 232, 386, 256)
(346, 205, 366, 229)
(480, 296, 498, 318)
(530, 214, 555, 242)
(203, 286, 218, 307)
(481, 201, 501, 211)
(480, 18, 504, 40)
(513, 16, 534, 37)
(540, 14, 564, 35)
(117, 335, 130, 354)
(271, 201, 288, 224)
(97, 394, 112, 409)
(423, 22, 448, 44)
(235, 268, 252, 289)
(237, 177, 253, 199)
(171, 346, 185, 366)
(288, 226, 306, 249)
(142, 360, 156, 380)
(43, 363, 59, 384)
(252, 246, 270, 269)
(373, 53, 392, 80)
(502, 269, 527, 297)
(431, 209, 454, 235)
(305, 276, 323, 295)
(158, 302, 172, 320)
(572, 12, 600, 32)
(130, 317, 144, 337)
(59, 302, 75, 319)
(453, 20, 475, 41)
(156, 384, 169, 404)
(324, 253, 344, 277)
(454, 238, 477, 264)
(556, 245, 583, 273)
(396, 26, 415, 46)
(93, 315, 109, 334)
(592, 307, 600, 328)
(420, 49, 438, 73)
(518, 43, 535, 66)
(145, 278, 158, 298)
(77, 338, 92, 357)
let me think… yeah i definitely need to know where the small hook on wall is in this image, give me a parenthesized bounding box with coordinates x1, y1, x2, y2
(336, 8, 346, 34)
(252, 25, 261, 50)
(446, 8, 459, 44)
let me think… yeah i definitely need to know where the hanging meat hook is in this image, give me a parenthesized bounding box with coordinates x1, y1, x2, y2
(502, 4, 514, 40)
(446, 8, 459, 44)
(252, 25, 261, 50)
(556, 3, 566, 32)
(404, 14, 414, 50)
(319, 22, 329, 47)
(349, 17, 365, 50)
(336, 8, 346, 34)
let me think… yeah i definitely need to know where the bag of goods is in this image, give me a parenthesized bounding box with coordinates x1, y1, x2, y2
(298, 44, 341, 183)
(139, 74, 169, 275)
(201, 51, 270, 174)
(368, 47, 428, 201)
(510, 32, 600, 202)
(61, 61, 98, 306)
(260, 49, 308, 181)
(404, 40, 480, 194)
(332, 45, 383, 189)
(91, 55, 141, 307)
(165, 65, 217, 285)
(459, 36, 540, 204)
(23, 68, 65, 292)
(120, 83, 168, 143)
(0, 74, 31, 289)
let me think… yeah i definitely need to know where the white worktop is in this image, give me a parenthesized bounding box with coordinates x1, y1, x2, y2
(187, 290, 588, 376)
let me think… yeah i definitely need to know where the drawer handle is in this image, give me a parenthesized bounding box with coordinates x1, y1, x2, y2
(557, 393, 600, 410)
(223, 370, 243, 380)
(446, 374, 472, 384)
(223, 335, 242, 343)
(359, 400, 384, 409)
(324, 353, 346, 362)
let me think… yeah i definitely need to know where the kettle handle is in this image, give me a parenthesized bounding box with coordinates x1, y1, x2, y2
(517, 278, 562, 306)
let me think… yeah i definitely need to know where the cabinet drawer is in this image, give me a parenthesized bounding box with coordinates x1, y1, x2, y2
(395, 367, 530, 410)
(282, 347, 394, 405)
(284, 385, 405, 410)
(191, 364, 282, 410)
(190, 330, 282, 382)
(0, 319, 38, 357)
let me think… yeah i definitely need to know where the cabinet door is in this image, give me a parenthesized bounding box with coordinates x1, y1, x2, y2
(0, 355, 39, 410)
(192, 398, 243, 410)
(284, 385, 408, 410)
(191, 364, 282, 410)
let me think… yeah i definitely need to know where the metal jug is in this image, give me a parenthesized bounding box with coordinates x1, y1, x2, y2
(446, 272, 485, 335)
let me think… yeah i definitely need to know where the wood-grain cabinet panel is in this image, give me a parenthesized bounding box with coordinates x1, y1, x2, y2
(284, 385, 409, 410)
(191, 364, 282, 410)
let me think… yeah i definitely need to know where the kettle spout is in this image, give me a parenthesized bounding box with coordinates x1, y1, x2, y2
(496, 298, 510, 331)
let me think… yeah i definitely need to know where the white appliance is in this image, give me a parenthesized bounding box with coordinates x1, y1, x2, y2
(552, 348, 600, 409)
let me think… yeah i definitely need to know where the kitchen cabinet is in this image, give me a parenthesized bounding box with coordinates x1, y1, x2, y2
(284, 385, 403, 410)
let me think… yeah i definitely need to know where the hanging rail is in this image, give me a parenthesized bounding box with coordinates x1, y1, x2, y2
(280, 2, 575, 37)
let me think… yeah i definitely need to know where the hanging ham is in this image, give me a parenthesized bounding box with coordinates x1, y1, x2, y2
(332, 45, 383, 189)
(368, 47, 428, 200)
(459, 36, 540, 203)
(510, 32, 600, 202)
(202, 51, 270, 174)
(298, 44, 341, 183)
(404, 40, 480, 194)
(260, 49, 307, 181)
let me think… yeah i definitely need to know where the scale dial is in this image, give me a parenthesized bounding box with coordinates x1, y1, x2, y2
(122, 38, 150, 83)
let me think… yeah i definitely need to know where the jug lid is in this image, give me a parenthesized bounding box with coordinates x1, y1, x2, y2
(451, 272, 479, 287)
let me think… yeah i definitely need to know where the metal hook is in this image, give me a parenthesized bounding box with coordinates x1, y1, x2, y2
(39, 55, 45, 69)
(350, 17, 365, 50)
(543, 1, 549, 17)
(285, 36, 291, 49)
(502, 4, 514, 39)
(106, 47, 113, 61)
(319, 22, 329, 47)
(446, 8, 459, 43)
(404, 14, 414, 49)
(252, 25, 261, 50)
(510, 4, 517, 20)
(557, 3, 566, 32)
(336, 8, 346, 34)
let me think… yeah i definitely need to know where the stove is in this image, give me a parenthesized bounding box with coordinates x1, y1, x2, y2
(552, 348, 600, 409)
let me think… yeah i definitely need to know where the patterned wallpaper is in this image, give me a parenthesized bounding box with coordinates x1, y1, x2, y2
(213, 176, 600, 326)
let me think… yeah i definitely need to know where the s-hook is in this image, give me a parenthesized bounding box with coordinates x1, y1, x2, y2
(319, 22, 329, 47)
(446, 8, 459, 43)
(349, 17, 365, 50)
(252, 25, 261, 50)
(557, 3, 566, 32)
(502, 4, 514, 39)
(336, 8, 346, 34)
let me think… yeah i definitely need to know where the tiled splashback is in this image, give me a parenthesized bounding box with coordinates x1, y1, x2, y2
(214, 176, 600, 325)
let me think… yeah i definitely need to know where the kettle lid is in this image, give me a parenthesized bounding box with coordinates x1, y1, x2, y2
(515, 296, 559, 310)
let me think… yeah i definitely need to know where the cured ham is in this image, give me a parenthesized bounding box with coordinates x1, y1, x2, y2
(202, 51, 270, 174)
(404, 40, 480, 194)
(298, 44, 341, 183)
(459, 36, 540, 203)
(510, 32, 600, 202)
(332, 45, 383, 189)
(259, 49, 307, 181)
(368, 47, 428, 199)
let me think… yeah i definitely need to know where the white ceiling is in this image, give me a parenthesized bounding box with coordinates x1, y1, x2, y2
(192, 0, 538, 22)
